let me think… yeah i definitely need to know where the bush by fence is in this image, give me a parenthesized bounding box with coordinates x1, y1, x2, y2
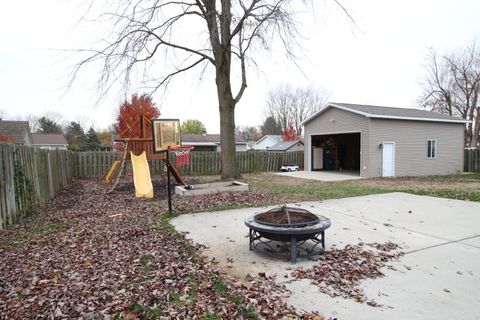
(465, 148, 480, 172)
(0, 144, 73, 229)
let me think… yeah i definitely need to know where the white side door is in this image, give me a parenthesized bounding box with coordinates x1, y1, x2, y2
(312, 147, 323, 170)
(382, 142, 395, 177)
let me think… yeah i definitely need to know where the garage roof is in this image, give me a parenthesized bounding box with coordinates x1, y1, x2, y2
(302, 102, 470, 125)
(31, 133, 68, 145)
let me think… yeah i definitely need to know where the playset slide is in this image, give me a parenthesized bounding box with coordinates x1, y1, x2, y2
(130, 151, 154, 198)
(104, 160, 121, 183)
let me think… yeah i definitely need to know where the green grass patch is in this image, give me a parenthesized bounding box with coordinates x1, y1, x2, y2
(132, 302, 162, 319)
(241, 306, 260, 320)
(246, 173, 480, 203)
(169, 292, 184, 307)
(213, 281, 228, 295)
(416, 173, 480, 182)
(405, 188, 480, 201)
(227, 294, 242, 305)
(251, 180, 393, 201)
(148, 215, 199, 260)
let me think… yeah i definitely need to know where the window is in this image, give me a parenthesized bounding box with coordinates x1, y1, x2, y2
(427, 140, 437, 159)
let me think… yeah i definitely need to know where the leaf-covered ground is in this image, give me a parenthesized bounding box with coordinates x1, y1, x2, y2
(0, 179, 319, 319)
(293, 242, 403, 307)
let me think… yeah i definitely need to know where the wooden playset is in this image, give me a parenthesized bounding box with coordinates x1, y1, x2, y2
(104, 115, 193, 198)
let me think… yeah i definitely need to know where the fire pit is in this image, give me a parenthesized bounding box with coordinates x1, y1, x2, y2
(245, 206, 330, 264)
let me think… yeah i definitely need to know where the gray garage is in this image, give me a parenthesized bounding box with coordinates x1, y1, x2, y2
(302, 102, 469, 178)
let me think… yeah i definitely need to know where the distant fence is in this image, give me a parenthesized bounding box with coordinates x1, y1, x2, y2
(1, 147, 303, 229)
(465, 148, 480, 172)
(72, 150, 304, 178)
(0, 144, 73, 229)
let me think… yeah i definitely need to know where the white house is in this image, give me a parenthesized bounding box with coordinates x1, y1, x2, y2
(31, 133, 68, 150)
(267, 140, 304, 152)
(181, 134, 247, 152)
(252, 135, 282, 150)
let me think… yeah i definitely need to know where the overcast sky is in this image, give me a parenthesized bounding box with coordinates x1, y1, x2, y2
(1, 0, 480, 133)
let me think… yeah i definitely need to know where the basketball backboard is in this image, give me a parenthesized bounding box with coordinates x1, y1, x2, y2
(152, 119, 181, 152)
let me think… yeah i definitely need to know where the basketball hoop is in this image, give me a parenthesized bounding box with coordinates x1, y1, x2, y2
(168, 146, 194, 168)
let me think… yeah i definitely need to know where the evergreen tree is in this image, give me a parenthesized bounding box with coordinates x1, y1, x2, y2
(260, 116, 282, 136)
(83, 127, 101, 151)
(64, 121, 86, 151)
(37, 116, 63, 134)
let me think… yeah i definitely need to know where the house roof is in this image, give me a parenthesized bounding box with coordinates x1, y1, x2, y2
(255, 135, 282, 145)
(302, 102, 470, 125)
(267, 140, 304, 151)
(0, 120, 31, 144)
(181, 134, 247, 145)
(31, 133, 68, 145)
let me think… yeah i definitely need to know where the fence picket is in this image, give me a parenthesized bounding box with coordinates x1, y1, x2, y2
(0, 145, 73, 230)
(464, 148, 480, 173)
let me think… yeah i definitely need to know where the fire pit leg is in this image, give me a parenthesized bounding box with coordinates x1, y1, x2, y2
(321, 230, 325, 249)
(291, 236, 297, 264)
(249, 228, 253, 251)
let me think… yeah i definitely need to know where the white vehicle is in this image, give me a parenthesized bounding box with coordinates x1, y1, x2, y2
(280, 164, 299, 172)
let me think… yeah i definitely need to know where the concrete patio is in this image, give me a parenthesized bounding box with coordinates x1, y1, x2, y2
(172, 193, 480, 320)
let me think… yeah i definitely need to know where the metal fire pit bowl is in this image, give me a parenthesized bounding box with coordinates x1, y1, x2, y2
(245, 206, 330, 264)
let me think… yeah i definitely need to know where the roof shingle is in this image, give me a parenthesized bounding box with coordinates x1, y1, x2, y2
(268, 140, 303, 151)
(303, 102, 469, 125)
(0, 120, 31, 145)
(31, 133, 68, 145)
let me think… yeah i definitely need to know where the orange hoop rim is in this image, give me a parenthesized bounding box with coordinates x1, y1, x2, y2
(168, 146, 194, 151)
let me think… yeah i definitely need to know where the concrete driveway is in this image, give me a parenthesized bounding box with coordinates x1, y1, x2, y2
(172, 193, 480, 320)
(275, 170, 362, 181)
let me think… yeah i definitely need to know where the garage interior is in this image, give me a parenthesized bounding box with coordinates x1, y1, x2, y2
(311, 132, 361, 174)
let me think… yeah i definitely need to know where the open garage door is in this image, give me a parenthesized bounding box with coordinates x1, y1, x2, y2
(310, 132, 361, 175)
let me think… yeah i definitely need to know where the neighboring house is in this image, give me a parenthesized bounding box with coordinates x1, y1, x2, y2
(31, 133, 68, 150)
(181, 134, 247, 152)
(302, 102, 469, 178)
(0, 119, 32, 145)
(99, 144, 114, 151)
(252, 135, 282, 150)
(267, 140, 304, 152)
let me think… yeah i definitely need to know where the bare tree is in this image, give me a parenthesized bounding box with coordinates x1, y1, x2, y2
(236, 125, 262, 141)
(71, 1, 350, 179)
(420, 42, 480, 147)
(265, 84, 329, 135)
(72, 0, 307, 179)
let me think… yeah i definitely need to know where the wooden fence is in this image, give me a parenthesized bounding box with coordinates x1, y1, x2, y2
(72, 150, 305, 177)
(465, 148, 480, 172)
(1, 147, 303, 229)
(0, 144, 73, 230)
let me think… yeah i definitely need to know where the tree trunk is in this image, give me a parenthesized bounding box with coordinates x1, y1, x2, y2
(216, 57, 240, 179)
(470, 107, 480, 147)
(219, 98, 239, 179)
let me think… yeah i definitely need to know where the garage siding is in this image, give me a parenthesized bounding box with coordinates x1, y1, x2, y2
(368, 119, 464, 177)
(304, 108, 370, 177)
